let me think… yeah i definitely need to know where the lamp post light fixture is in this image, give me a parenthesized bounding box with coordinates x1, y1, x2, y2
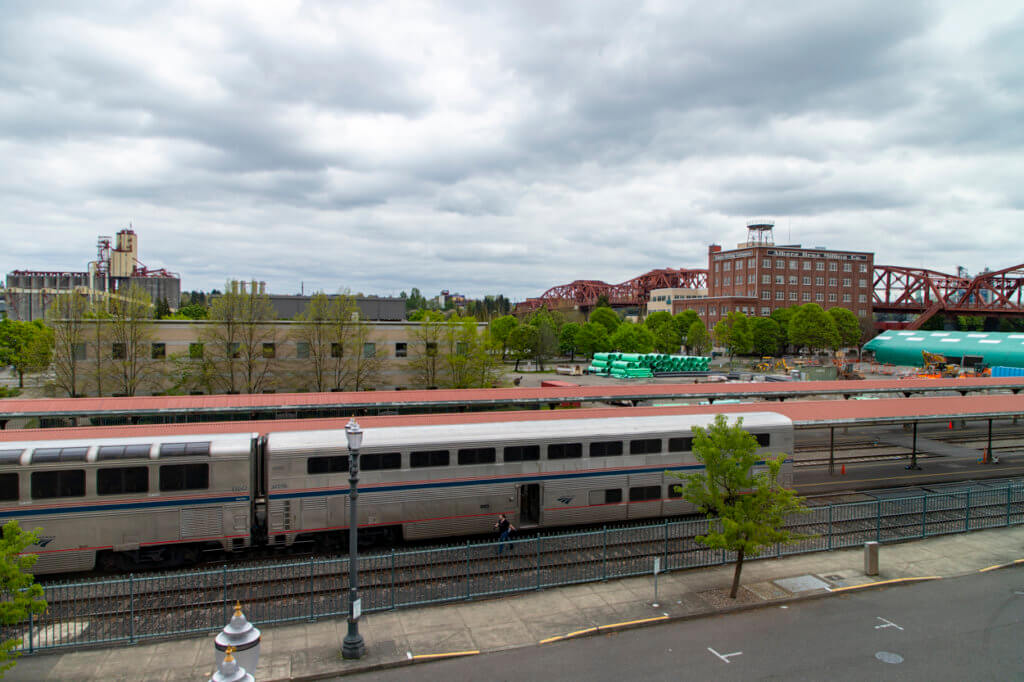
(342, 417, 366, 660)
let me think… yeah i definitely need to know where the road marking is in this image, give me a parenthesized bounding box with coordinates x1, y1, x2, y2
(708, 647, 743, 663)
(831, 576, 940, 592)
(875, 617, 904, 631)
(876, 651, 904, 664)
(411, 650, 480, 661)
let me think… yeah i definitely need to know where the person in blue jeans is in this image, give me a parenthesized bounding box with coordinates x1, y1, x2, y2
(495, 514, 515, 555)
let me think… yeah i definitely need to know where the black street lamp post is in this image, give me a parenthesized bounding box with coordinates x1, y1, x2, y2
(342, 417, 366, 660)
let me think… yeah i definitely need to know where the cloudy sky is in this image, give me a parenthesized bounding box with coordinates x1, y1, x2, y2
(2, 1, 1022, 301)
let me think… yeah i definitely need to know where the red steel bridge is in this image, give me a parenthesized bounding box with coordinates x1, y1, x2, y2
(518, 263, 1024, 329)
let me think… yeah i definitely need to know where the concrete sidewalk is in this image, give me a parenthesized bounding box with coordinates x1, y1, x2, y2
(10, 525, 1024, 681)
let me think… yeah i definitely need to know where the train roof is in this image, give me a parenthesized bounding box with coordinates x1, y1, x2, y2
(264, 412, 793, 452)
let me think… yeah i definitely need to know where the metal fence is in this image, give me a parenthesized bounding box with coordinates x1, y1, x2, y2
(10, 481, 1024, 654)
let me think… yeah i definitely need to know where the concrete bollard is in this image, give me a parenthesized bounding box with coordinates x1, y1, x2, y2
(864, 541, 879, 576)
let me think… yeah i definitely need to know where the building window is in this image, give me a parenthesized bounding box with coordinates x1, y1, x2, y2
(724, 276, 731, 286)
(802, 293, 811, 301)
(395, 342, 407, 357)
(843, 294, 852, 302)
(788, 260, 797, 269)
(763, 259, 771, 268)
(748, 274, 755, 284)
(73, 343, 87, 361)
(294, 342, 309, 359)
(859, 294, 867, 303)
(776, 259, 785, 268)
(363, 343, 376, 358)
(842, 278, 851, 287)
(748, 259, 755, 268)
(788, 276, 797, 284)
(331, 343, 342, 358)
(802, 277, 811, 285)
(736, 260, 744, 270)
(829, 278, 838, 287)
(860, 264, 868, 273)
(229, 342, 241, 359)
(775, 275, 784, 284)
(816, 262, 824, 271)
(723, 261, 730, 271)
(776, 291, 785, 300)
(829, 262, 838, 271)
(189, 343, 203, 359)
(858, 309, 867, 317)
(844, 263, 852, 272)
(112, 343, 126, 359)
(151, 343, 166, 360)
(262, 343, 275, 359)
(714, 263, 720, 271)
(762, 275, 770, 284)
(426, 342, 438, 356)
(816, 293, 824, 302)
(829, 293, 837, 302)
(761, 307, 771, 316)
(789, 292, 798, 300)
(859, 279, 867, 288)
(803, 261, 811, 270)
(762, 291, 771, 300)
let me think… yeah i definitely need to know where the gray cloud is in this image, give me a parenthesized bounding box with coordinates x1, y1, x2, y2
(2, 1, 1023, 300)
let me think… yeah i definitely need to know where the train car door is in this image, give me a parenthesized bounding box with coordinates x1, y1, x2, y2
(518, 483, 541, 526)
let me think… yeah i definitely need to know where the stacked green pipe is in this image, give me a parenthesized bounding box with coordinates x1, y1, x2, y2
(587, 353, 710, 376)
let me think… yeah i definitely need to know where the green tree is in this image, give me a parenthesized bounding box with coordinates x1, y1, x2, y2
(608, 322, 656, 353)
(750, 317, 781, 358)
(508, 323, 539, 372)
(203, 282, 279, 393)
(559, 322, 580, 361)
(177, 303, 208, 320)
(589, 307, 620, 336)
(489, 315, 519, 360)
(644, 311, 681, 354)
(154, 297, 172, 319)
(408, 310, 445, 387)
(713, 311, 752, 366)
(789, 304, 838, 355)
(107, 283, 156, 397)
(668, 415, 806, 598)
(827, 307, 861, 349)
(674, 310, 700, 352)
(290, 292, 360, 392)
(594, 293, 611, 309)
(0, 319, 52, 388)
(0, 520, 48, 676)
(575, 321, 610, 357)
(46, 293, 90, 397)
(526, 309, 563, 370)
(686, 320, 711, 356)
(769, 307, 796, 354)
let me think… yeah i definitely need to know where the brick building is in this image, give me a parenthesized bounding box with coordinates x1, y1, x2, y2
(672, 221, 874, 326)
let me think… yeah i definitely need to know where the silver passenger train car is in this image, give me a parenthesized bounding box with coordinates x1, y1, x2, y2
(264, 412, 794, 546)
(0, 432, 257, 574)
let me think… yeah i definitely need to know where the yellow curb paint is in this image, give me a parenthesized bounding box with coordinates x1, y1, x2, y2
(412, 650, 480, 660)
(539, 626, 598, 644)
(831, 576, 940, 592)
(979, 558, 1024, 573)
(540, 617, 668, 645)
(599, 615, 669, 631)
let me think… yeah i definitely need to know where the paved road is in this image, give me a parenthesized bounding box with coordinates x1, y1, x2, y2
(345, 569, 1024, 681)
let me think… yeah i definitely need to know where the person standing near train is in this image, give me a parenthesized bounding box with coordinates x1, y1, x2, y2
(495, 513, 515, 555)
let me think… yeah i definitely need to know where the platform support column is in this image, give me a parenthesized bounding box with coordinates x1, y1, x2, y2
(906, 421, 921, 470)
(828, 427, 835, 475)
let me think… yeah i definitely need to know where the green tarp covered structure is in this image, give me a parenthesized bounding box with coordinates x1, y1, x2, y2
(863, 330, 1024, 369)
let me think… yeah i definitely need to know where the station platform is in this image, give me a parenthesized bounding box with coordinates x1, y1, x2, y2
(10, 525, 1024, 681)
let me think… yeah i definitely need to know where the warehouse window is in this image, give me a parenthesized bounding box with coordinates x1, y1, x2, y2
(151, 343, 166, 360)
(589, 441, 623, 457)
(788, 276, 797, 285)
(802, 277, 810, 285)
(395, 342, 407, 357)
(761, 291, 770, 300)
(829, 278, 837, 287)
(363, 343, 376, 358)
(307, 455, 348, 474)
(776, 291, 785, 300)
(842, 278, 851, 287)
(668, 437, 693, 452)
(816, 277, 824, 286)
(295, 342, 309, 359)
(843, 294, 852, 303)
(73, 343, 87, 361)
(331, 343, 343, 358)
(763, 259, 771, 268)
(0, 473, 18, 501)
(844, 263, 852, 272)
(630, 439, 662, 455)
(362, 452, 401, 470)
(229, 342, 241, 359)
(829, 293, 837, 302)
(802, 293, 811, 301)
(410, 450, 449, 468)
(859, 279, 867, 288)
(789, 292, 798, 301)
(816, 262, 824, 271)
(859, 294, 867, 303)
(31, 470, 85, 499)
(112, 343, 126, 359)
(789, 260, 798, 269)
(629, 486, 661, 502)
(548, 443, 582, 459)
(262, 343, 276, 359)
(829, 263, 838, 271)
(803, 261, 811, 270)
(458, 447, 496, 465)
(426, 342, 438, 356)
(504, 445, 540, 462)
(97, 467, 149, 495)
(159, 463, 209, 491)
(775, 275, 784, 284)
(189, 343, 204, 359)
(816, 293, 825, 302)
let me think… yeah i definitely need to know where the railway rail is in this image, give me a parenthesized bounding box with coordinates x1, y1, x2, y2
(14, 480, 1024, 653)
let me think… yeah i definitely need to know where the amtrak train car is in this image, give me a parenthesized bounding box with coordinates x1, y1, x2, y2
(264, 412, 793, 546)
(0, 432, 257, 573)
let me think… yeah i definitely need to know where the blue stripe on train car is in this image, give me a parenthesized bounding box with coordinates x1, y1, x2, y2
(0, 495, 250, 518)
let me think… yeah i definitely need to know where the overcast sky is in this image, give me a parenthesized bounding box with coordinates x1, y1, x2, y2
(2, 1, 1022, 301)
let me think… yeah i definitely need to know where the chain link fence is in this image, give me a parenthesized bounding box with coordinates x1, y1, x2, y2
(9, 481, 1024, 654)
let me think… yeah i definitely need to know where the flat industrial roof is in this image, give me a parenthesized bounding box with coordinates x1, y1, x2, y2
(2, 394, 1022, 442)
(2, 377, 1023, 420)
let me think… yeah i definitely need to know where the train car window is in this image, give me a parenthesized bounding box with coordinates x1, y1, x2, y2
(547, 443, 582, 460)
(753, 433, 771, 447)
(98, 444, 154, 460)
(503, 445, 540, 462)
(31, 448, 62, 463)
(629, 439, 662, 455)
(159, 442, 211, 457)
(457, 448, 496, 465)
(668, 437, 693, 452)
(307, 456, 348, 474)
(605, 488, 623, 504)
(410, 450, 449, 468)
(97, 467, 149, 495)
(629, 485, 661, 502)
(667, 483, 684, 498)
(159, 463, 209, 491)
(0, 473, 18, 501)
(31, 470, 86, 499)
(589, 441, 623, 457)
(362, 452, 401, 470)
(0, 450, 22, 464)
